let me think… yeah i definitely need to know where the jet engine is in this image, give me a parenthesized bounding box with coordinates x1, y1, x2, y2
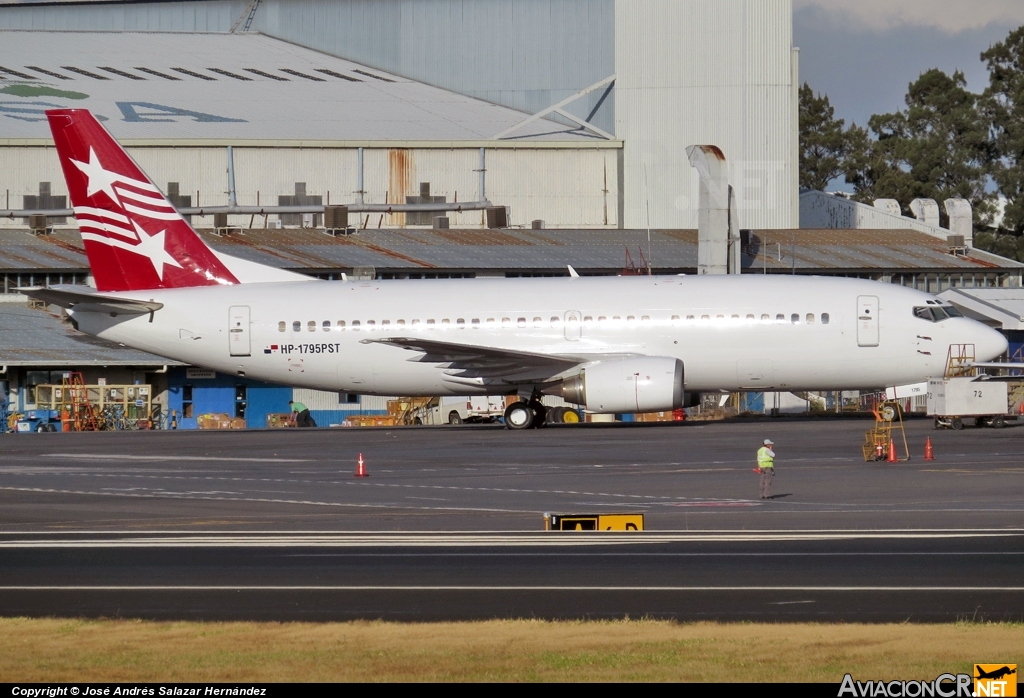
(555, 357, 684, 414)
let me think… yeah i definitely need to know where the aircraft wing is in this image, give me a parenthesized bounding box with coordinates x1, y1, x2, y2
(23, 285, 163, 315)
(363, 336, 596, 383)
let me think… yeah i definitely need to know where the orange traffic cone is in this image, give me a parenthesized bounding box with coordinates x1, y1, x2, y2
(887, 440, 898, 463)
(1018, 402, 1024, 416)
(355, 452, 369, 478)
(924, 437, 934, 461)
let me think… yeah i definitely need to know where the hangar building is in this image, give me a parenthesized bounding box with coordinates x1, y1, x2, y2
(0, 0, 799, 230)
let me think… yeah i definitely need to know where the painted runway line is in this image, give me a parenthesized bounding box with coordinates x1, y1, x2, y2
(0, 529, 1020, 547)
(2, 585, 1022, 592)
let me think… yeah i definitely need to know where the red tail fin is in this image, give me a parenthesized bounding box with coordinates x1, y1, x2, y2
(46, 109, 238, 292)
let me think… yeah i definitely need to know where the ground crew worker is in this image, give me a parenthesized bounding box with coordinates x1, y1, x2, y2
(288, 400, 316, 428)
(757, 438, 775, 499)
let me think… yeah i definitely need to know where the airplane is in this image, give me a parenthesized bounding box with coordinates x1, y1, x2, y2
(976, 667, 1016, 681)
(27, 109, 1009, 429)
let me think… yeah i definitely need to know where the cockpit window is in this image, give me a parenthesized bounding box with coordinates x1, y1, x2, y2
(915, 305, 960, 321)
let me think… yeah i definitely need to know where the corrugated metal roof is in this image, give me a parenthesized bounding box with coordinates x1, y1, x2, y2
(0, 303, 181, 366)
(0, 227, 1020, 274)
(0, 30, 599, 142)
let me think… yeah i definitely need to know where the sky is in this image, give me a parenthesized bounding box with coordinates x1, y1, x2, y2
(794, 0, 1024, 129)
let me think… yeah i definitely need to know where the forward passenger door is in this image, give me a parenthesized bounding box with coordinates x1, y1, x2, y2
(857, 296, 879, 347)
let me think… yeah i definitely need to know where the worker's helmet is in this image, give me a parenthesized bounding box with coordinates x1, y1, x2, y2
(763, 439, 774, 445)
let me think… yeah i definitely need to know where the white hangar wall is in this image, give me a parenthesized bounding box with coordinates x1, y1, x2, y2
(614, 0, 798, 230)
(0, 144, 619, 230)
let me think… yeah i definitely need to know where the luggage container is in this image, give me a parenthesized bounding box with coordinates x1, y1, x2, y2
(927, 377, 1013, 429)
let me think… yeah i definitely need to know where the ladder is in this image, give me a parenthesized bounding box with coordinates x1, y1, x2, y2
(230, 0, 262, 33)
(944, 344, 976, 378)
(61, 372, 100, 431)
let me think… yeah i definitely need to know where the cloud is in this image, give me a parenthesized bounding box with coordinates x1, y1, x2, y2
(795, 0, 1024, 33)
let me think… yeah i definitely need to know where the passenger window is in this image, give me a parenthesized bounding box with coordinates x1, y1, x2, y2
(307, 320, 316, 332)
(584, 316, 594, 326)
(411, 319, 420, 326)
(471, 318, 480, 326)
(701, 315, 710, 321)
(671, 315, 680, 324)
(427, 319, 436, 327)
(627, 315, 636, 323)
(278, 321, 286, 332)
(456, 318, 465, 327)
(441, 319, 450, 326)
(821, 313, 830, 325)
(322, 320, 331, 331)
(502, 317, 511, 327)
(746, 314, 754, 321)
(366, 320, 376, 329)
(716, 315, 724, 320)
(337, 320, 346, 331)
(533, 317, 543, 327)
(761, 314, 769, 321)
(518, 317, 526, 327)
(487, 318, 496, 325)
(791, 314, 799, 324)
(613, 316, 621, 322)
(397, 319, 405, 326)
(686, 315, 695, 322)
(806, 313, 815, 324)
(552, 317, 561, 325)
(776, 314, 785, 322)
(293, 321, 301, 332)
(352, 320, 361, 330)
(382, 319, 390, 327)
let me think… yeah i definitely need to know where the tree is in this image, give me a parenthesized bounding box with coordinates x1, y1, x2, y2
(798, 83, 849, 191)
(844, 69, 994, 225)
(982, 26, 1024, 233)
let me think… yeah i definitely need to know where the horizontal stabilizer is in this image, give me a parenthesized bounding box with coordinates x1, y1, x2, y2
(24, 285, 162, 315)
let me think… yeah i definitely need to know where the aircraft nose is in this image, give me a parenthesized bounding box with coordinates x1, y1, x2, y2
(976, 323, 1009, 362)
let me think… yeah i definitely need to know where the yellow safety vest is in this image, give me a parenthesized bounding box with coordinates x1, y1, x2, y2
(757, 446, 774, 468)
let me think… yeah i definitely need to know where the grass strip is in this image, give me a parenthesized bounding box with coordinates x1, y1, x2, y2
(1, 618, 1021, 682)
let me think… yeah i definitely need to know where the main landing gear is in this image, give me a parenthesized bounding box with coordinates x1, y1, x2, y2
(504, 400, 547, 430)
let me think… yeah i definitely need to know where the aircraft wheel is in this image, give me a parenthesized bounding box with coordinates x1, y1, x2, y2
(448, 411, 463, 425)
(504, 402, 534, 430)
(547, 406, 565, 424)
(991, 415, 1006, 429)
(951, 417, 964, 431)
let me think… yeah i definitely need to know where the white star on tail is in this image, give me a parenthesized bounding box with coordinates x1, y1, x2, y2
(132, 221, 182, 281)
(69, 146, 123, 205)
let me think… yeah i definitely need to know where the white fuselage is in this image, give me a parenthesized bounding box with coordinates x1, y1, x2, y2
(69, 275, 1008, 398)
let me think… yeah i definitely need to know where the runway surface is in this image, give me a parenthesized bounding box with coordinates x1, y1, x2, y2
(1, 418, 1022, 620)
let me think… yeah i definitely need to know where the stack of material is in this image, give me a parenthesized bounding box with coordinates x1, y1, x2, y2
(197, 413, 233, 429)
(344, 415, 399, 427)
(265, 413, 292, 428)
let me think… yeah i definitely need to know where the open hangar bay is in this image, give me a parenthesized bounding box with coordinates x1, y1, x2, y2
(0, 418, 1021, 621)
